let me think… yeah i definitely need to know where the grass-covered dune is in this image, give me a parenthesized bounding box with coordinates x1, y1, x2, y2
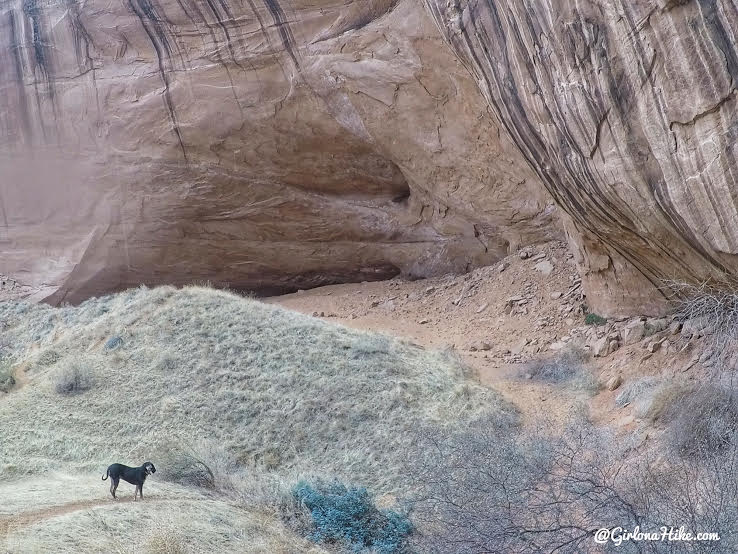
(0, 285, 512, 492)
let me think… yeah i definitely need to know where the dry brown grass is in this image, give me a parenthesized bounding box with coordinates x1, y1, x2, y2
(0, 285, 513, 551)
(644, 380, 694, 423)
(0, 286, 512, 488)
(1, 479, 323, 554)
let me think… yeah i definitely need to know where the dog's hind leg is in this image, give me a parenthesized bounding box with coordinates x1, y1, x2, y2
(110, 478, 119, 499)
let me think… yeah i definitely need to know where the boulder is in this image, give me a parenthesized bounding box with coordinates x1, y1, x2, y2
(606, 375, 623, 392)
(681, 317, 714, 339)
(622, 319, 646, 346)
(593, 336, 619, 358)
(534, 260, 555, 277)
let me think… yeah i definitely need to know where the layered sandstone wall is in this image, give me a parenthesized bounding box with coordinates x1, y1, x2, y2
(0, 0, 557, 304)
(424, 0, 738, 315)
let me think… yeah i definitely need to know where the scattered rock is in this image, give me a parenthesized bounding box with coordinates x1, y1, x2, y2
(104, 336, 123, 351)
(593, 336, 619, 357)
(646, 339, 662, 354)
(418, 318, 430, 324)
(681, 317, 713, 339)
(519, 250, 531, 260)
(498, 262, 509, 273)
(511, 338, 529, 355)
(550, 291, 563, 300)
(606, 374, 623, 391)
(475, 303, 489, 314)
(622, 319, 646, 345)
(534, 260, 554, 276)
(530, 253, 547, 261)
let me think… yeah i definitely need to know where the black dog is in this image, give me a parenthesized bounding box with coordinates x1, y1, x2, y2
(102, 462, 156, 500)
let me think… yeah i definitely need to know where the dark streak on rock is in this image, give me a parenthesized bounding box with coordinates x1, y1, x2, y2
(128, 0, 188, 161)
(22, 0, 55, 139)
(263, 0, 300, 69)
(8, 11, 32, 144)
(65, 0, 100, 113)
(425, 0, 735, 294)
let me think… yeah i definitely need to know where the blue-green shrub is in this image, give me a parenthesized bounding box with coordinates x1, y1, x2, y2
(293, 481, 412, 553)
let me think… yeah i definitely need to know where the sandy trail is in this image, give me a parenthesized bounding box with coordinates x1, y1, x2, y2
(0, 495, 175, 537)
(268, 241, 588, 426)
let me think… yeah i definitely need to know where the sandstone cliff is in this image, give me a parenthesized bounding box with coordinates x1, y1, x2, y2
(0, 0, 557, 304)
(424, 0, 738, 315)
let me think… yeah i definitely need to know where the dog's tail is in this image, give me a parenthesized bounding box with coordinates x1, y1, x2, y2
(102, 468, 109, 481)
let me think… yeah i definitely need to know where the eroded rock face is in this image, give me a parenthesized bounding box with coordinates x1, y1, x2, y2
(424, 0, 738, 315)
(0, 0, 557, 304)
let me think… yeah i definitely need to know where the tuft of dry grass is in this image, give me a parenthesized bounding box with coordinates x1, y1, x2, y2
(53, 359, 94, 395)
(0, 360, 14, 393)
(643, 380, 694, 423)
(143, 527, 189, 554)
(522, 346, 598, 395)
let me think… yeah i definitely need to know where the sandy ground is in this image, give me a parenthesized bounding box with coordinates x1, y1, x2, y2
(267, 241, 593, 426)
(267, 240, 704, 432)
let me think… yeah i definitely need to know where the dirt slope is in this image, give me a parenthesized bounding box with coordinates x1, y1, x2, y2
(269, 240, 702, 431)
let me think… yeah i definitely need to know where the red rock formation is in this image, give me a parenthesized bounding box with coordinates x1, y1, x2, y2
(424, 0, 738, 315)
(0, 0, 557, 304)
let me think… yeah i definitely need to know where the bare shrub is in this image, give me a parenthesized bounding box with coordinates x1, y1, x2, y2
(661, 383, 738, 459)
(156, 440, 239, 490)
(53, 361, 93, 395)
(0, 361, 15, 393)
(410, 416, 640, 553)
(626, 445, 738, 552)
(411, 414, 738, 553)
(664, 279, 738, 367)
